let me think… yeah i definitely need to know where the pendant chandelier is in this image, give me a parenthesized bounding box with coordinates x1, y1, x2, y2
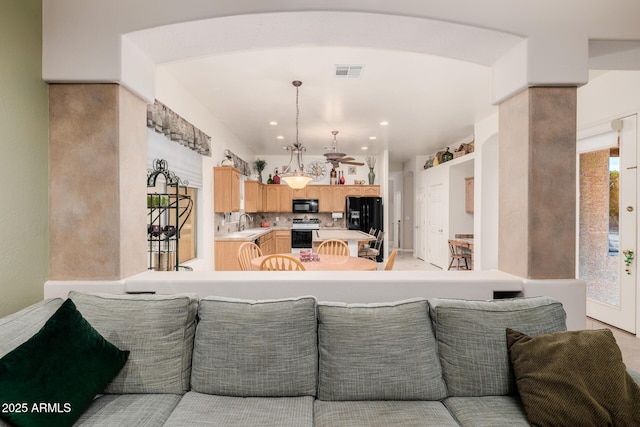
(281, 80, 313, 189)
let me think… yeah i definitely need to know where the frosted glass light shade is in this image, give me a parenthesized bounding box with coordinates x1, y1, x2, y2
(281, 174, 313, 189)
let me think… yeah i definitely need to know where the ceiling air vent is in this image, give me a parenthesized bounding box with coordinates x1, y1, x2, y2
(335, 64, 364, 79)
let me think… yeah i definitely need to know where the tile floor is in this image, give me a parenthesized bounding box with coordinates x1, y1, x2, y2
(386, 249, 640, 372)
(587, 318, 640, 372)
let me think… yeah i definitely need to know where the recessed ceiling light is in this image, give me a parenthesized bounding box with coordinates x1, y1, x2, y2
(361, 146, 369, 150)
(269, 121, 278, 126)
(369, 136, 377, 140)
(380, 121, 389, 126)
(277, 135, 284, 140)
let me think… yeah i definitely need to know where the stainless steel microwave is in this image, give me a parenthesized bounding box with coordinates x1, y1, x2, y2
(292, 199, 319, 214)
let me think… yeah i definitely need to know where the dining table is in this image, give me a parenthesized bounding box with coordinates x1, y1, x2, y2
(251, 253, 378, 271)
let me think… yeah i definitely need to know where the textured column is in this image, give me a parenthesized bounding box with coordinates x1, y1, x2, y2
(499, 87, 577, 279)
(49, 84, 147, 280)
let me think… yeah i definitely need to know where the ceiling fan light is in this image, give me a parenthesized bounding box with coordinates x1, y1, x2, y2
(324, 152, 346, 161)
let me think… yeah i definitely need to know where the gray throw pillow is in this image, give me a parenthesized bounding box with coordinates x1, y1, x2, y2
(317, 299, 447, 401)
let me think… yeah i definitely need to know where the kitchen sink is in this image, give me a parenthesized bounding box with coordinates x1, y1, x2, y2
(225, 230, 262, 239)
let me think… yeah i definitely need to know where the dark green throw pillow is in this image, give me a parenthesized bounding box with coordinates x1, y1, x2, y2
(506, 328, 640, 427)
(0, 299, 129, 427)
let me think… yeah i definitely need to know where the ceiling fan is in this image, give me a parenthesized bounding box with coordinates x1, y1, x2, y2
(323, 131, 365, 168)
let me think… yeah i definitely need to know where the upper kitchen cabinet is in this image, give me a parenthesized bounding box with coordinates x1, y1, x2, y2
(361, 185, 380, 196)
(305, 185, 333, 212)
(244, 184, 380, 213)
(244, 181, 265, 213)
(291, 188, 306, 199)
(264, 184, 293, 213)
(214, 167, 241, 213)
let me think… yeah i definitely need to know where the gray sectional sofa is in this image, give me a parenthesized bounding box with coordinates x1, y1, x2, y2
(0, 292, 638, 426)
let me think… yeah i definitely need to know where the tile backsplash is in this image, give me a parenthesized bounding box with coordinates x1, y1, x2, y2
(215, 212, 346, 235)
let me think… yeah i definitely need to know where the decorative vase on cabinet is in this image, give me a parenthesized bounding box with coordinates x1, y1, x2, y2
(368, 168, 375, 185)
(442, 147, 454, 163)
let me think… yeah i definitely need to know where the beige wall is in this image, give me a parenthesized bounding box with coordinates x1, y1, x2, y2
(0, 0, 49, 316)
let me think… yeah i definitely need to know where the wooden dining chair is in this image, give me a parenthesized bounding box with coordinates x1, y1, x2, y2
(259, 254, 306, 271)
(359, 231, 384, 260)
(384, 249, 398, 270)
(448, 240, 472, 270)
(317, 239, 350, 256)
(237, 242, 263, 271)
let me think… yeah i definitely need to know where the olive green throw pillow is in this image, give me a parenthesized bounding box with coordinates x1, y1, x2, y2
(0, 299, 129, 427)
(506, 328, 640, 427)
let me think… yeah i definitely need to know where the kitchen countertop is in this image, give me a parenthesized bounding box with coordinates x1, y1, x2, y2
(215, 227, 277, 242)
(216, 227, 374, 243)
(313, 229, 376, 242)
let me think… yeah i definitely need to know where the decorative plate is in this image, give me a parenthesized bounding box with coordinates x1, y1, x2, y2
(307, 160, 328, 182)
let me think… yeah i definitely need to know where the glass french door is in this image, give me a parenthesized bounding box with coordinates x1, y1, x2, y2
(578, 115, 637, 333)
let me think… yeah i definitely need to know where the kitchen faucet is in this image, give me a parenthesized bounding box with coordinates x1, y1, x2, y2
(238, 213, 253, 231)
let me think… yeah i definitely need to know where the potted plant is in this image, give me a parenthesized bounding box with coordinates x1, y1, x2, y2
(253, 159, 267, 183)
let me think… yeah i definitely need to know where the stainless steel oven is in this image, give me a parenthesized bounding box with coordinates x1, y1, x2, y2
(291, 218, 320, 253)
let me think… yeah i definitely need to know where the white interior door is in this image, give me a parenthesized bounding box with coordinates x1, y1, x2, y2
(428, 183, 446, 268)
(416, 189, 427, 260)
(394, 191, 402, 248)
(578, 115, 637, 333)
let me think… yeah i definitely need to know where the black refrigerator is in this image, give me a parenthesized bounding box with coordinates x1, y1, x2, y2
(346, 196, 384, 262)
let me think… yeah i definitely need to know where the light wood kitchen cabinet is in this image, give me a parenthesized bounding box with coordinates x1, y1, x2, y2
(244, 181, 265, 213)
(213, 167, 241, 213)
(345, 186, 363, 197)
(259, 231, 275, 255)
(214, 240, 245, 270)
(305, 185, 333, 212)
(263, 185, 293, 212)
(331, 187, 348, 212)
(291, 188, 306, 199)
(278, 186, 292, 212)
(264, 185, 279, 212)
(244, 184, 380, 214)
(274, 230, 291, 253)
(361, 185, 380, 196)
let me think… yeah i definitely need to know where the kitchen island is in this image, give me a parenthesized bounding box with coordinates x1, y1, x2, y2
(312, 229, 376, 257)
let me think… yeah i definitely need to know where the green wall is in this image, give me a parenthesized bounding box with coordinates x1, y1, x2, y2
(0, 0, 49, 316)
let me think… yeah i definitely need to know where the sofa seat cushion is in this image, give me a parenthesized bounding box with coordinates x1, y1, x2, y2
(74, 393, 182, 426)
(0, 298, 63, 357)
(191, 296, 317, 397)
(163, 392, 314, 427)
(69, 291, 198, 394)
(443, 396, 529, 427)
(428, 296, 566, 397)
(314, 400, 459, 427)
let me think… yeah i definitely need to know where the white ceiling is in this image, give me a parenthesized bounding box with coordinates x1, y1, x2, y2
(125, 8, 640, 166)
(160, 46, 495, 164)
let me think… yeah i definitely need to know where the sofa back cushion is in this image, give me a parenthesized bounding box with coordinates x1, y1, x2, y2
(428, 296, 566, 397)
(69, 291, 198, 394)
(317, 299, 447, 401)
(0, 298, 64, 358)
(191, 296, 318, 397)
